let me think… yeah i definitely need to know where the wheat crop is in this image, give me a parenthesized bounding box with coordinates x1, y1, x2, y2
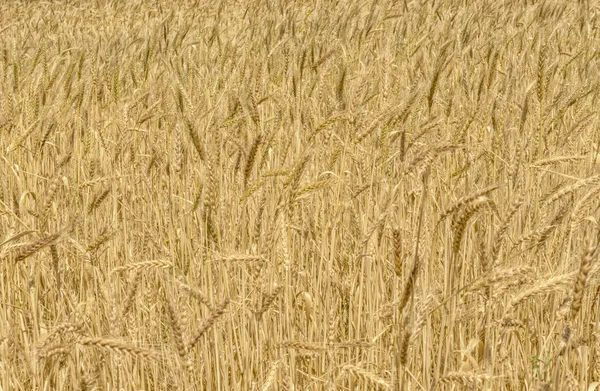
(2, 0, 600, 389)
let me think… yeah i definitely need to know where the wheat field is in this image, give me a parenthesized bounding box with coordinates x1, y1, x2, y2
(1, 0, 600, 390)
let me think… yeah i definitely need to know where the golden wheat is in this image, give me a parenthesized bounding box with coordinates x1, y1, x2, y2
(2, 1, 600, 389)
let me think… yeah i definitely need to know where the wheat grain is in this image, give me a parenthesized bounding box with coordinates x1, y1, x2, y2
(13, 232, 61, 262)
(438, 186, 498, 223)
(571, 238, 600, 320)
(78, 337, 161, 361)
(188, 298, 230, 349)
(342, 364, 391, 389)
(112, 259, 173, 273)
